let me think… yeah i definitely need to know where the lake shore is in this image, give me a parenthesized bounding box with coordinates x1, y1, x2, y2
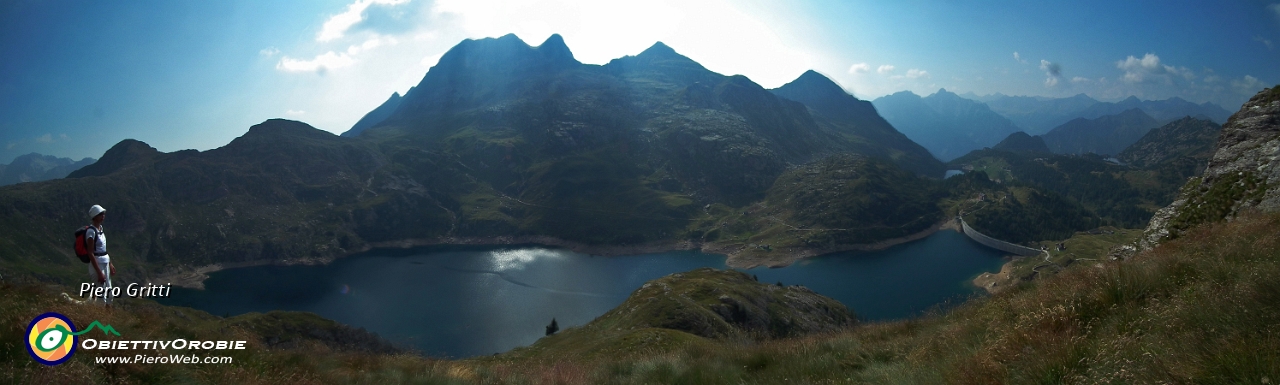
(156, 219, 960, 289)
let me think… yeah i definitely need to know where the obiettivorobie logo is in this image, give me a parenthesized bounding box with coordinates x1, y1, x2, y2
(25, 312, 247, 366)
(25, 312, 119, 366)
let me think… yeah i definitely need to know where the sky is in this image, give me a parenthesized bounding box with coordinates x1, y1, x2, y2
(2, 0, 1279, 163)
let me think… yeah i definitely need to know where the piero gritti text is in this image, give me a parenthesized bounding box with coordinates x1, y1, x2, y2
(79, 282, 173, 299)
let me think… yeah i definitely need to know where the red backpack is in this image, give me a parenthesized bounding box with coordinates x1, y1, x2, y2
(73, 226, 96, 263)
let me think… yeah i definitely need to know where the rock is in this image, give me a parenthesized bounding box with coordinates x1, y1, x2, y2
(1138, 85, 1280, 251)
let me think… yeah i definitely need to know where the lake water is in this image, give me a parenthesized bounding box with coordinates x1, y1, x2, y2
(158, 230, 1007, 358)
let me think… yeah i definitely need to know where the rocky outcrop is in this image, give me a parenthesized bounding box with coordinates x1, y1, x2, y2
(1138, 86, 1280, 251)
(593, 268, 855, 340)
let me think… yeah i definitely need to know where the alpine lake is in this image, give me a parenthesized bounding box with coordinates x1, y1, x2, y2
(157, 230, 1008, 358)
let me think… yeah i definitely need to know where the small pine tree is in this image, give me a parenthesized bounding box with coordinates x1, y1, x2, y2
(545, 318, 559, 336)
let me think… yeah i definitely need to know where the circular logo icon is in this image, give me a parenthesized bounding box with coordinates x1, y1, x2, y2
(26, 312, 77, 366)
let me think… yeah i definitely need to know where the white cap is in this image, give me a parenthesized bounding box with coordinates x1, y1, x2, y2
(88, 205, 106, 219)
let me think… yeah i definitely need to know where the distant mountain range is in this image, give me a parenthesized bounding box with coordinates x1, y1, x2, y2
(1041, 108, 1161, 156)
(963, 92, 1231, 135)
(0, 34, 949, 283)
(871, 89, 1023, 161)
(0, 153, 95, 186)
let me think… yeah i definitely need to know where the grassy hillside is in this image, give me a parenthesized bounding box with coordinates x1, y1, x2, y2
(945, 148, 1197, 243)
(4, 211, 1276, 384)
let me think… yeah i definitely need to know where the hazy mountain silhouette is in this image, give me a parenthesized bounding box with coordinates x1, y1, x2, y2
(1041, 108, 1160, 156)
(992, 132, 1051, 154)
(0, 153, 96, 186)
(871, 89, 1022, 161)
(342, 90, 409, 137)
(770, 70, 942, 175)
(969, 93, 1231, 135)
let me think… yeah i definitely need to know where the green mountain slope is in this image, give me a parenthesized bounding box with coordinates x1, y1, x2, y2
(1041, 108, 1160, 155)
(0, 35, 950, 283)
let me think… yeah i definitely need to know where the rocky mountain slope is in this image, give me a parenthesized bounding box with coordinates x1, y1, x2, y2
(769, 70, 941, 176)
(1140, 85, 1280, 250)
(506, 268, 855, 359)
(0, 35, 947, 284)
(0, 152, 95, 186)
(341, 90, 409, 138)
(1119, 117, 1221, 168)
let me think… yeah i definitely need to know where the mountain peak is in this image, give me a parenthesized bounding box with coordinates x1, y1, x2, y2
(775, 70, 852, 100)
(67, 139, 159, 178)
(536, 33, 575, 62)
(639, 41, 679, 58)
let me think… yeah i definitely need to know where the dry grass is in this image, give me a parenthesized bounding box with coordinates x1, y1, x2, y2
(3, 212, 1278, 384)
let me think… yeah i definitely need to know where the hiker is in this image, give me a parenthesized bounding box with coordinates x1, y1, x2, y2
(86, 205, 115, 305)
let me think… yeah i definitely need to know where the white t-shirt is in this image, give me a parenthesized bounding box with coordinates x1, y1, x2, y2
(86, 226, 107, 256)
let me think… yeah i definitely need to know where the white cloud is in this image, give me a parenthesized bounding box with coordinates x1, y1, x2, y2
(1232, 75, 1263, 95)
(1255, 35, 1274, 50)
(1115, 53, 1193, 85)
(59, 134, 69, 140)
(1071, 76, 1090, 84)
(285, 109, 306, 116)
(420, 53, 443, 67)
(1270, 3, 1280, 20)
(35, 134, 53, 144)
(848, 63, 870, 74)
(877, 64, 895, 75)
(5, 142, 15, 150)
(346, 37, 394, 55)
(1013, 51, 1027, 64)
(259, 47, 280, 57)
(318, 0, 411, 42)
(906, 68, 929, 79)
(1039, 59, 1062, 87)
(277, 51, 357, 73)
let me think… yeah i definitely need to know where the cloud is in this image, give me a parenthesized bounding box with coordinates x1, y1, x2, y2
(277, 51, 356, 73)
(1039, 60, 1061, 77)
(906, 68, 929, 79)
(1071, 76, 1090, 84)
(848, 63, 870, 74)
(259, 47, 280, 57)
(1013, 51, 1027, 64)
(877, 64, 895, 74)
(1256, 35, 1274, 50)
(5, 142, 15, 150)
(420, 53, 443, 67)
(1116, 53, 1193, 84)
(1232, 75, 1264, 95)
(35, 134, 53, 144)
(1039, 59, 1062, 87)
(1270, 3, 1280, 20)
(317, 0, 410, 42)
(285, 110, 306, 116)
(59, 134, 69, 140)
